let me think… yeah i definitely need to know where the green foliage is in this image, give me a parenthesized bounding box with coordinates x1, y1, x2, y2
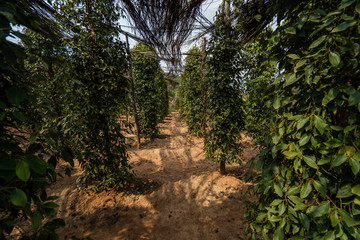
(53, 0, 132, 191)
(206, 5, 245, 171)
(245, 0, 360, 238)
(0, 1, 69, 238)
(132, 43, 164, 138)
(179, 46, 204, 136)
(155, 68, 169, 122)
(236, 40, 275, 140)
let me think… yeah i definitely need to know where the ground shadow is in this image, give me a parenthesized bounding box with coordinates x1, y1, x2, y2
(53, 112, 257, 240)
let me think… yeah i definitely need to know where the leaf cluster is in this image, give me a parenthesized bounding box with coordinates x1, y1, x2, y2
(178, 46, 205, 136)
(132, 43, 169, 139)
(245, 0, 360, 239)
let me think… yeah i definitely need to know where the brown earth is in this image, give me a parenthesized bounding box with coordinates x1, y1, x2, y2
(51, 112, 257, 240)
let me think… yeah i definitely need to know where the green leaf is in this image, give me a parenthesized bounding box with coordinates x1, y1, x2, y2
(303, 155, 318, 169)
(300, 213, 310, 230)
(325, 139, 342, 148)
(287, 54, 300, 59)
(311, 201, 330, 218)
(283, 151, 299, 159)
(322, 88, 339, 105)
(344, 125, 356, 133)
(287, 186, 300, 195)
(10, 188, 27, 207)
(350, 158, 360, 175)
(330, 125, 343, 131)
(332, 20, 356, 33)
(330, 211, 339, 227)
(309, 35, 327, 49)
(297, 117, 309, 130)
(352, 203, 360, 215)
(339, 0, 355, 9)
(314, 115, 327, 134)
(32, 211, 42, 229)
(352, 185, 360, 196)
(348, 91, 360, 106)
(284, 73, 299, 87)
(299, 134, 311, 146)
(318, 157, 330, 165)
(333, 154, 347, 167)
(26, 155, 47, 175)
(273, 134, 280, 144)
(271, 199, 283, 206)
(274, 227, 284, 240)
(305, 65, 313, 84)
(29, 134, 38, 144)
(43, 202, 58, 209)
(254, 14, 262, 22)
(256, 212, 266, 221)
(294, 202, 307, 211)
(269, 215, 281, 222)
(295, 59, 307, 69)
(289, 195, 303, 205)
(339, 209, 356, 227)
(273, 97, 281, 109)
(329, 51, 341, 66)
(286, 27, 296, 34)
(300, 182, 312, 199)
(12, 111, 25, 121)
(274, 183, 283, 197)
(314, 180, 326, 196)
(337, 185, 353, 198)
(16, 161, 30, 182)
(323, 231, 336, 240)
(6, 88, 26, 105)
(356, 2, 360, 14)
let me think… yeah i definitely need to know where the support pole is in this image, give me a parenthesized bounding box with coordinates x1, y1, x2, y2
(126, 34, 141, 149)
(201, 38, 207, 144)
(220, 0, 231, 175)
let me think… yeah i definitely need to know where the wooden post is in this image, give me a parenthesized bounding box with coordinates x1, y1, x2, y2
(224, 0, 230, 25)
(125, 105, 129, 122)
(201, 38, 207, 144)
(126, 34, 141, 149)
(220, 0, 231, 175)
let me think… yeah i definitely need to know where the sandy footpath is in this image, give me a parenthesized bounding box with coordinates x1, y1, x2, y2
(51, 112, 257, 240)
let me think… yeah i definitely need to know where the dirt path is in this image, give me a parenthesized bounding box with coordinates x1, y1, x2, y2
(52, 112, 256, 240)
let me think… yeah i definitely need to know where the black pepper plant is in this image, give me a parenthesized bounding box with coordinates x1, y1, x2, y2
(244, 0, 360, 239)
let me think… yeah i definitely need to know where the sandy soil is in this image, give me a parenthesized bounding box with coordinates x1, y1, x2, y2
(51, 112, 257, 240)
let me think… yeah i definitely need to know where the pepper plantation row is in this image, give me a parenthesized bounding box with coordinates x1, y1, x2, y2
(178, 0, 360, 239)
(2, 0, 360, 239)
(1, 1, 168, 238)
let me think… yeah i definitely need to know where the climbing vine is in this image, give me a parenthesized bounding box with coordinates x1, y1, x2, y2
(155, 67, 169, 122)
(179, 46, 204, 136)
(244, 0, 360, 238)
(206, 3, 245, 174)
(132, 43, 164, 139)
(0, 1, 67, 238)
(55, 0, 132, 191)
(235, 40, 275, 141)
